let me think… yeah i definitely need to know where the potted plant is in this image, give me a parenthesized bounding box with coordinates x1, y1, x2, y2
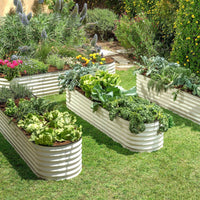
(134, 56, 200, 124)
(65, 71, 173, 152)
(0, 85, 82, 180)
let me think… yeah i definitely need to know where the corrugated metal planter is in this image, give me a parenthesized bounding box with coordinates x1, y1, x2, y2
(0, 63, 115, 97)
(66, 90, 164, 153)
(0, 71, 66, 97)
(0, 110, 82, 181)
(136, 74, 200, 125)
(104, 61, 116, 74)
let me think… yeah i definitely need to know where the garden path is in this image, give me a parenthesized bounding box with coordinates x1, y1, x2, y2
(98, 41, 135, 70)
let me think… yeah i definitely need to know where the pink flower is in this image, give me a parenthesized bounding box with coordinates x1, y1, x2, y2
(10, 64, 15, 69)
(17, 60, 23, 64)
(12, 60, 19, 66)
(7, 62, 11, 67)
(0, 59, 4, 65)
(24, 70, 27, 74)
(4, 60, 9, 64)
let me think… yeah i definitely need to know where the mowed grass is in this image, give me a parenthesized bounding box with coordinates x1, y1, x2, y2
(0, 70, 200, 200)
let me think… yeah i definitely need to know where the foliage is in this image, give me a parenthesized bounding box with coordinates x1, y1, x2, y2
(114, 13, 158, 59)
(46, 54, 65, 70)
(170, 0, 200, 75)
(0, 14, 31, 58)
(0, 83, 32, 104)
(5, 97, 57, 122)
(44, 0, 74, 13)
(79, 70, 121, 98)
(20, 59, 49, 75)
(105, 96, 173, 133)
(86, 8, 118, 40)
(9, 81, 33, 100)
(0, 87, 14, 104)
(58, 63, 106, 93)
(0, 1, 87, 59)
(34, 42, 52, 63)
(57, 46, 80, 57)
(18, 110, 82, 146)
(134, 56, 200, 98)
(122, 0, 179, 57)
(4, 99, 18, 117)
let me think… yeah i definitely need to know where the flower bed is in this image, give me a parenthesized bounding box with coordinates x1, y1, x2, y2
(0, 110, 82, 181)
(66, 89, 164, 153)
(136, 74, 200, 125)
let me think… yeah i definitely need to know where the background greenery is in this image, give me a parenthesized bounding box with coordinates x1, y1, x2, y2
(0, 69, 200, 199)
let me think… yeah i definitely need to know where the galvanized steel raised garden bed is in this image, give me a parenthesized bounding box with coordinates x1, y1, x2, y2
(136, 74, 200, 125)
(0, 62, 115, 97)
(66, 89, 164, 153)
(0, 110, 82, 181)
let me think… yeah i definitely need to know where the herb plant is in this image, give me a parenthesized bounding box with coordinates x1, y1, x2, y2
(0, 83, 32, 104)
(5, 97, 57, 122)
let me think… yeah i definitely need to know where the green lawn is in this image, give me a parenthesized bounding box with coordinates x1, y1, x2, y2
(0, 70, 200, 200)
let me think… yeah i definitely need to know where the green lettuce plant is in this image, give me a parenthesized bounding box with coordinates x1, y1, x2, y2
(18, 110, 82, 146)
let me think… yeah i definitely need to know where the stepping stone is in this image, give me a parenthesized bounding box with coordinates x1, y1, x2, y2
(116, 49, 128, 54)
(100, 49, 117, 57)
(116, 64, 135, 71)
(112, 56, 131, 65)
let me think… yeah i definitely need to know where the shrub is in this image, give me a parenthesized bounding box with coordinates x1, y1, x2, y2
(122, 0, 179, 57)
(0, 14, 34, 58)
(46, 54, 65, 70)
(20, 59, 49, 75)
(0, 83, 32, 104)
(114, 13, 158, 59)
(170, 0, 200, 75)
(86, 8, 118, 40)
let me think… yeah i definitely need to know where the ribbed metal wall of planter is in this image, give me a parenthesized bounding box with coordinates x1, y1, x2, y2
(0, 110, 82, 181)
(136, 74, 200, 125)
(66, 90, 163, 153)
(0, 71, 66, 97)
(105, 61, 116, 74)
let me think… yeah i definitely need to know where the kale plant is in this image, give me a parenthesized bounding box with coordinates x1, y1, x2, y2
(58, 63, 106, 93)
(134, 56, 200, 99)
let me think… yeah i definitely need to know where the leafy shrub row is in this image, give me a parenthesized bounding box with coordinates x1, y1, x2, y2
(171, 0, 200, 75)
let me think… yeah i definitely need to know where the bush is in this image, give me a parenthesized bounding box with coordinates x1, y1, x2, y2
(86, 8, 118, 40)
(46, 54, 65, 70)
(74, 0, 124, 14)
(0, 14, 34, 58)
(114, 13, 158, 59)
(122, 0, 179, 57)
(0, 1, 87, 58)
(20, 59, 49, 75)
(170, 0, 199, 75)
